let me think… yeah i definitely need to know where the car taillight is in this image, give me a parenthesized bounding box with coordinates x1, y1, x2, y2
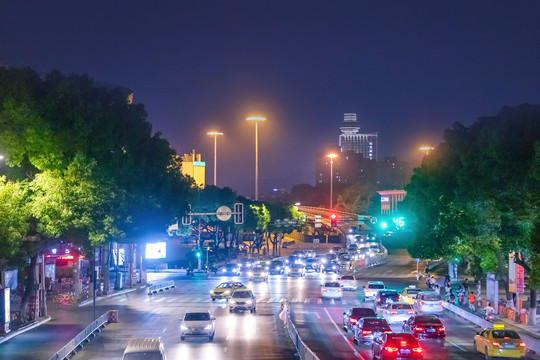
(419, 301, 424, 305)
(338, 288, 342, 292)
(400, 340, 407, 346)
(384, 347, 398, 352)
(390, 311, 398, 314)
(519, 342, 526, 347)
(438, 327, 445, 332)
(415, 327, 424, 332)
(408, 311, 415, 314)
(350, 318, 357, 324)
(322, 288, 327, 292)
(492, 342, 500, 347)
(377, 298, 381, 302)
(412, 347, 423, 353)
(384, 331, 392, 334)
(439, 301, 443, 305)
(362, 330, 372, 335)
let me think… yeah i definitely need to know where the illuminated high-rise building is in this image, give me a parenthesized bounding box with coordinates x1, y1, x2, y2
(339, 113, 378, 161)
(180, 149, 206, 188)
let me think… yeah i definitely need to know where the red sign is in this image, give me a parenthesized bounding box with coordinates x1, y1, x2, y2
(516, 264, 525, 293)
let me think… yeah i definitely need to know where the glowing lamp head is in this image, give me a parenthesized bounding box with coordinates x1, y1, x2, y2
(246, 116, 266, 122)
(207, 131, 223, 136)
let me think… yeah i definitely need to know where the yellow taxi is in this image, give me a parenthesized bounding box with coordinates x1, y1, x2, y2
(400, 286, 422, 304)
(474, 324, 526, 359)
(210, 281, 246, 301)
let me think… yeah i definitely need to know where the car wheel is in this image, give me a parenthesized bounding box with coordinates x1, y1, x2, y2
(229, 308, 233, 313)
(181, 336, 185, 341)
(209, 335, 214, 341)
(343, 325, 348, 332)
(212, 298, 215, 302)
(485, 347, 491, 360)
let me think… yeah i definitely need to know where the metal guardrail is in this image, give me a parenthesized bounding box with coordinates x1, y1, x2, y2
(48, 312, 109, 360)
(147, 280, 175, 295)
(285, 310, 320, 360)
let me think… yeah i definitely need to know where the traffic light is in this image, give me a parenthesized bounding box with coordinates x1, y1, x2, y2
(330, 213, 337, 227)
(380, 221, 388, 229)
(196, 251, 201, 258)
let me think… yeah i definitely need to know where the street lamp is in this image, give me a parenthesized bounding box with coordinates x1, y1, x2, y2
(207, 131, 223, 186)
(326, 154, 338, 209)
(246, 116, 266, 201)
(419, 146, 434, 155)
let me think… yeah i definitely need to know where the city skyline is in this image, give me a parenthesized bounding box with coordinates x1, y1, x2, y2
(2, 1, 540, 196)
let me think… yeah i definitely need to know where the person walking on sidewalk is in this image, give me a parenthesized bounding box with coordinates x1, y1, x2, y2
(468, 291, 476, 312)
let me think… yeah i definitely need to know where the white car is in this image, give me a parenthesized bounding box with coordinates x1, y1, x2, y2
(380, 302, 415, 323)
(363, 281, 385, 300)
(413, 292, 443, 314)
(123, 339, 166, 360)
(229, 289, 256, 313)
(321, 281, 343, 300)
(339, 275, 357, 290)
(249, 266, 268, 282)
(180, 311, 215, 341)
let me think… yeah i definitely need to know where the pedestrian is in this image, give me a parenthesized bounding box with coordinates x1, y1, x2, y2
(468, 291, 476, 312)
(434, 284, 440, 294)
(445, 283, 451, 301)
(463, 278, 469, 291)
(449, 290, 456, 306)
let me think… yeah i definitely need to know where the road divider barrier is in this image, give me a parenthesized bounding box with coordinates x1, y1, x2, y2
(443, 301, 540, 355)
(147, 280, 175, 295)
(48, 311, 111, 360)
(284, 307, 320, 360)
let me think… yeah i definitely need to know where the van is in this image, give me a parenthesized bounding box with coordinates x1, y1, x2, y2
(122, 338, 166, 360)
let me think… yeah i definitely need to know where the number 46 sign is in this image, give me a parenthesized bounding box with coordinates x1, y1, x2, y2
(393, 216, 404, 228)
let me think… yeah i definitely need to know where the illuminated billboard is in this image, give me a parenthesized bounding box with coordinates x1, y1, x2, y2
(145, 242, 167, 259)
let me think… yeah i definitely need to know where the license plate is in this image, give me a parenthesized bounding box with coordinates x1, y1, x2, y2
(505, 344, 515, 348)
(427, 329, 435, 332)
(400, 349, 411, 354)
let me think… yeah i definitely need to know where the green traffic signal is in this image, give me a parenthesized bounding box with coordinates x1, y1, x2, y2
(196, 252, 201, 258)
(380, 222, 388, 229)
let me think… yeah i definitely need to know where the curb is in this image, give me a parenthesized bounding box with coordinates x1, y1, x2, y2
(0, 316, 52, 344)
(78, 286, 143, 307)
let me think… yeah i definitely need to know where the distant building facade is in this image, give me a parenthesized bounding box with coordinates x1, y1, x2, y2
(339, 113, 378, 161)
(376, 156, 413, 189)
(180, 150, 206, 188)
(315, 148, 376, 185)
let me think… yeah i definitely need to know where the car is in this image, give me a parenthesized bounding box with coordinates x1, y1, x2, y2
(343, 307, 377, 333)
(337, 253, 352, 270)
(380, 302, 415, 324)
(229, 289, 256, 313)
(238, 257, 255, 270)
(348, 244, 359, 253)
(287, 254, 304, 265)
(255, 255, 273, 266)
(413, 292, 443, 314)
(220, 263, 241, 276)
(122, 338, 166, 360)
(322, 259, 339, 273)
(374, 290, 400, 310)
(338, 275, 357, 290)
(474, 324, 526, 359)
(248, 265, 268, 282)
(402, 315, 445, 340)
(400, 286, 423, 304)
(304, 258, 320, 273)
(303, 249, 316, 258)
(330, 246, 342, 253)
(210, 281, 247, 301)
(268, 260, 285, 275)
(353, 317, 392, 344)
(287, 263, 305, 277)
(180, 310, 215, 341)
(321, 281, 343, 300)
(372, 333, 423, 359)
(363, 281, 386, 300)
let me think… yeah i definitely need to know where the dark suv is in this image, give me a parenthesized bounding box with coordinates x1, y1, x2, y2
(402, 315, 445, 341)
(343, 307, 376, 333)
(372, 333, 423, 359)
(374, 290, 400, 310)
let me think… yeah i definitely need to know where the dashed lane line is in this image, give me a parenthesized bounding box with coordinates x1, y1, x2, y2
(323, 307, 365, 360)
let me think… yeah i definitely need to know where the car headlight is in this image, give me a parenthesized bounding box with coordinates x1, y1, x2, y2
(246, 299, 252, 305)
(224, 290, 230, 294)
(204, 324, 213, 331)
(230, 300, 236, 304)
(181, 324, 189, 331)
(247, 264, 252, 267)
(222, 268, 226, 272)
(210, 290, 214, 294)
(266, 261, 270, 265)
(261, 272, 267, 276)
(248, 271, 253, 276)
(276, 266, 281, 270)
(332, 265, 336, 269)
(321, 259, 327, 264)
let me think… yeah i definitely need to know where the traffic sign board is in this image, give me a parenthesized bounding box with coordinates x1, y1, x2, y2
(370, 216, 378, 224)
(216, 206, 232, 221)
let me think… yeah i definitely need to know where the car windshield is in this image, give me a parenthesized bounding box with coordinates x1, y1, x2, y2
(123, 353, 163, 360)
(217, 283, 232, 289)
(390, 303, 412, 310)
(386, 335, 418, 346)
(363, 318, 389, 329)
(492, 330, 520, 339)
(225, 264, 237, 269)
(406, 289, 421, 294)
(351, 308, 376, 317)
(421, 294, 441, 301)
(291, 264, 303, 269)
(341, 276, 354, 280)
(368, 284, 385, 289)
(270, 261, 282, 267)
(253, 266, 264, 271)
(305, 259, 316, 263)
(232, 291, 251, 298)
(184, 312, 210, 321)
(324, 282, 340, 287)
(416, 315, 441, 324)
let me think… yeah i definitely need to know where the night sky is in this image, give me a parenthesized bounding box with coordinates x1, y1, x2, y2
(2, 1, 540, 196)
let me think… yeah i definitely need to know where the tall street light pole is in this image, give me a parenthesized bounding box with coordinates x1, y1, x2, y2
(246, 116, 266, 201)
(327, 154, 338, 209)
(207, 131, 223, 186)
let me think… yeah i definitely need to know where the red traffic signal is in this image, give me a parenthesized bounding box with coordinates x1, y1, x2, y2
(330, 213, 337, 227)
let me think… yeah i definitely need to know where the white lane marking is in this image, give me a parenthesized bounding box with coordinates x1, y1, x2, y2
(155, 297, 165, 302)
(267, 298, 273, 303)
(304, 298, 310, 304)
(316, 312, 321, 320)
(342, 299, 347, 305)
(446, 339, 467, 352)
(144, 297, 151, 302)
(317, 299, 322, 304)
(118, 297, 126, 302)
(323, 307, 364, 359)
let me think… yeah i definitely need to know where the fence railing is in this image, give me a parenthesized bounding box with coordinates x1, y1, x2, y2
(147, 280, 175, 295)
(285, 310, 320, 360)
(48, 312, 109, 360)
